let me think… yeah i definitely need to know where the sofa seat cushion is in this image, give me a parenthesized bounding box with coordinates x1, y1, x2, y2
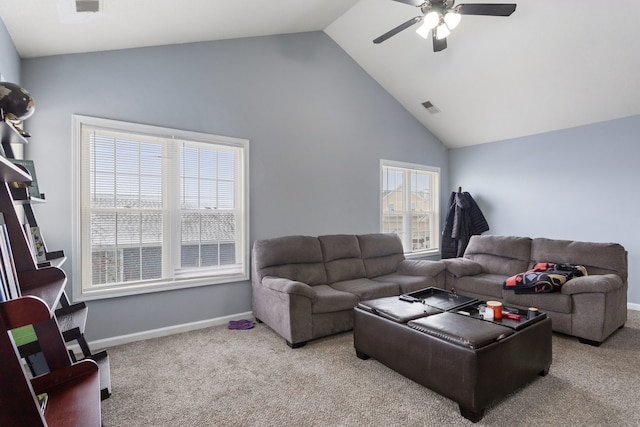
(502, 290, 572, 314)
(408, 312, 514, 349)
(311, 285, 360, 314)
(373, 273, 438, 293)
(451, 273, 505, 299)
(331, 278, 400, 301)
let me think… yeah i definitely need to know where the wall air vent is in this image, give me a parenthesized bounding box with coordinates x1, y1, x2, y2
(76, 0, 100, 12)
(421, 101, 440, 114)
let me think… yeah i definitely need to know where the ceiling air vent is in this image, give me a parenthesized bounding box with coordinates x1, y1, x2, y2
(421, 101, 440, 114)
(76, 0, 100, 12)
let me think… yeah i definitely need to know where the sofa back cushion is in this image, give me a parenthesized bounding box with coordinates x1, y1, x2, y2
(464, 235, 532, 276)
(530, 238, 627, 281)
(253, 235, 327, 285)
(319, 234, 367, 284)
(358, 233, 405, 278)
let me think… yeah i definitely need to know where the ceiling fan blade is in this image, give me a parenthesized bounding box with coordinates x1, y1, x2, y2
(432, 29, 447, 52)
(373, 16, 423, 44)
(457, 3, 517, 16)
(391, 0, 425, 6)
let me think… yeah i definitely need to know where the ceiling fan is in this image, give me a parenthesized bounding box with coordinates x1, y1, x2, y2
(373, 0, 516, 52)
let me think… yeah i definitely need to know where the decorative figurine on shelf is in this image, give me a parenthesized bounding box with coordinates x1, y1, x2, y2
(0, 82, 36, 130)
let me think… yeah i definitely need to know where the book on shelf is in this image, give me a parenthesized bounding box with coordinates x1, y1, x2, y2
(23, 223, 36, 253)
(0, 273, 6, 302)
(0, 213, 20, 300)
(24, 224, 47, 264)
(10, 325, 38, 347)
(9, 158, 41, 199)
(37, 393, 48, 412)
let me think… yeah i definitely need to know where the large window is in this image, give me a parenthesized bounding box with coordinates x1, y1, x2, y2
(381, 160, 439, 255)
(72, 115, 249, 300)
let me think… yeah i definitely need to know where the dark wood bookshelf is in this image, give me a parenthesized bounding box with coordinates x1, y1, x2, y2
(0, 114, 106, 424)
(0, 296, 101, 427)
(0, 116, 111, 412)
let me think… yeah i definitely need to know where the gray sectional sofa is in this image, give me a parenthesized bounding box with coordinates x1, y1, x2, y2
(252, 233, 627, 347)
(251, 233, 445, 348)
(442, 235, 628, 346)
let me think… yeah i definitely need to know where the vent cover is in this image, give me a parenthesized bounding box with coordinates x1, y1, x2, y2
(76, 0, 100, 12)
(421, 101, 440, 114)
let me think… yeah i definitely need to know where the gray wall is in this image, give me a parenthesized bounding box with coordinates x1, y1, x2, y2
(449, 115, 640, 306)
(0, 18, 20, 82)
(19, 32, 448, 341)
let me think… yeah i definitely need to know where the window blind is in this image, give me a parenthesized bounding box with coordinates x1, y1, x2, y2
(74, 115, 249, 299)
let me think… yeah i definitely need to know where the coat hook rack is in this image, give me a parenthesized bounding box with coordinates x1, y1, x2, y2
(458, 186, 462, 193)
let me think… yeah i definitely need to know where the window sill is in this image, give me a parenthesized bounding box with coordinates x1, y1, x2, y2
(73, 273, 249, 302)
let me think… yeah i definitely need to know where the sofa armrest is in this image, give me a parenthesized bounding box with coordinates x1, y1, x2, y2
(397, 260, 446, 277)
(561, 274, 624, 295)
(261, 276, 317, 300)
(442, 258, 483, 277)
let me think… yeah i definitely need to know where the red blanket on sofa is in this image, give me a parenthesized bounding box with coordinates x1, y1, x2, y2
(503, 262, 587, 294)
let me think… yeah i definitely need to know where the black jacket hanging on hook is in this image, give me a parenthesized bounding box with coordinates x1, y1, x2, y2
(441, 191, 489, 259)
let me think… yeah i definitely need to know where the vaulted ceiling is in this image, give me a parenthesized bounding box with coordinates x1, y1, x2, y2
(2, 0, 640, 148)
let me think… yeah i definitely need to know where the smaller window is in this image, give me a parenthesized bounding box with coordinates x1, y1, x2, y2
(381, 160, 440, 255)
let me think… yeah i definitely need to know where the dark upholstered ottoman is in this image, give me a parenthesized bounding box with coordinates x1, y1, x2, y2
(354, 298, 552, 422)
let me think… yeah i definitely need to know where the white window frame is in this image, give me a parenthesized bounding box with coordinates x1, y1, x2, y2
(380, 159, 440, 256)
(71, 115, 250, 300)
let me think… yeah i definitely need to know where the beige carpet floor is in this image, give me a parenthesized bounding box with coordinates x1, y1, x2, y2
(102, 310, 640, 426)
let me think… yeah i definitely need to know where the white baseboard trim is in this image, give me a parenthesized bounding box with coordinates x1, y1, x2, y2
(68, 311, 254, 354)
(68, 304, 640, 355)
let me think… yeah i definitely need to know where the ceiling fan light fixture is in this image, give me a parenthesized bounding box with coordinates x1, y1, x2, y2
(415, 11, 440, 38)
(424, 11, 440, 28)
(435, 23, 451, 40)
(415, 21, 431, 39)
(372, 1, 516, 52)
(444, 11, 461, 30)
